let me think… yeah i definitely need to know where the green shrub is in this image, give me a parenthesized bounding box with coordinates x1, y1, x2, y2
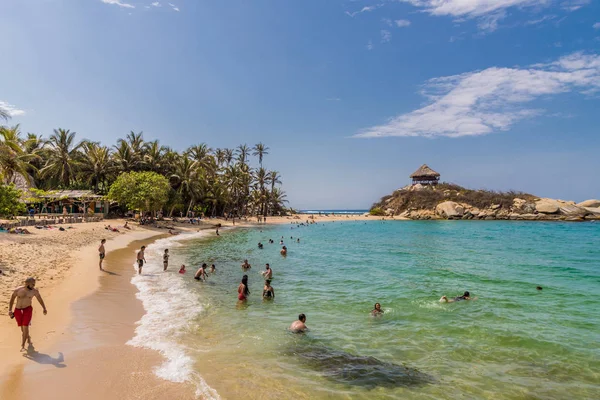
(369, 207, 385, 216)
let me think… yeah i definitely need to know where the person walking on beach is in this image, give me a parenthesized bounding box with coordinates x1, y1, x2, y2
(238, 275, 250, 301)
(261, 264, 273, 280)
(262, 280, 275, 300)
(137, 246, 146, 275)
(289, 314, 308, 333)
(98, 239, 106, 271)
(163, 249, 169, 271)
(8, 278, 47, 351)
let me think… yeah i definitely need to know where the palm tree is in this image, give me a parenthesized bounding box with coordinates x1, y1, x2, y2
(224, 148, 234, 166)
(269, 188, 288, 215)
(254, 167, 268, 215)
(0, 125, 36, 184)
(144, 140, 167, 173)
(267, 170, 282, 194)
(236, 144, 251, 166)
(0, 105, 11, 122)
(170, 156, 202, 217)
(115, 131, 145, 171)
(79, 142, 113, 193)
(39, 129, 84, 187)
(252, 142, 269, 167)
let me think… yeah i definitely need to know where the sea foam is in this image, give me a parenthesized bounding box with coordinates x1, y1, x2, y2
(127, 231, 221, 399)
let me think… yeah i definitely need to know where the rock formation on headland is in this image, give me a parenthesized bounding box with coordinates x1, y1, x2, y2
(370, 183, 600, 221)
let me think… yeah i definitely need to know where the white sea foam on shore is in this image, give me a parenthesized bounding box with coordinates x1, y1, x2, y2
(127, 231, 220, 399)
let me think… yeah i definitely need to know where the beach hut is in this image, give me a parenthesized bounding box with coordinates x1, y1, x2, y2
(410, 164, 440, 186)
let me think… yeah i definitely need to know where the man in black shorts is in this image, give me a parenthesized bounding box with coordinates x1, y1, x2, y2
(137, 246, 146, 274)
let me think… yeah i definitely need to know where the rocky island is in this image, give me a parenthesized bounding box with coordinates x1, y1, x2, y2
(370, 165, 600, 221)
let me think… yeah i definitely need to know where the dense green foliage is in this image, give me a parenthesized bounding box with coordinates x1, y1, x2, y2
(371, 183, 536, 213)
(107, 171, 170, 212)
(0, 118, 288, 216)
(0, 183, 26, 217)
(369, 207, 385, 216)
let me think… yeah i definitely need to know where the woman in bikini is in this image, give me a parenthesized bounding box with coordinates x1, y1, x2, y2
(238, 275, 250, 302)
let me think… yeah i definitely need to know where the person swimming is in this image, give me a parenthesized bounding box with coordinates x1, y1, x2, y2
(238, 275, 250, 301)
(262, 280, 275, 300)
(210, 264, 216, 273)
(371, 303, 383, 316)
(179, 265, 186, 274)
(440, 291, 472, 303)
(258, 242, 264, 249)
(289, 314, 308, 333)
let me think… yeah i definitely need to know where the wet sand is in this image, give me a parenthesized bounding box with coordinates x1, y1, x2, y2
(0, 228, 200, 400)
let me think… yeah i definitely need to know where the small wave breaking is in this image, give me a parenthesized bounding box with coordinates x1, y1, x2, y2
(127, 231, 221, 399)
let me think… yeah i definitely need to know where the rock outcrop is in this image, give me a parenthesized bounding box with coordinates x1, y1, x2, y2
(577, 199, 600, 208)
(435, 201, 464, 218)
(371, 182, 600, 222)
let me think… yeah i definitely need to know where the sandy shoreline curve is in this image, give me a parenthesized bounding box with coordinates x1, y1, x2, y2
(0, 214, 377, 399)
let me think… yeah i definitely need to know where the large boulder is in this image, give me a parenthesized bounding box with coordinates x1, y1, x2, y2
(435, 201, 464, 218)
(584, 207, 600, 215)
(577, 199, 600, 208)
(535, 199, 560, 214)
(558, 203, 588, 217)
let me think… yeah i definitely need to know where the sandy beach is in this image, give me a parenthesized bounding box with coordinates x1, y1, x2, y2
(0, 214, 380, 400)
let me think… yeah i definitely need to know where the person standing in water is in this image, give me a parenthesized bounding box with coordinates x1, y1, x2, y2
(261, 264, 273, 279)
(98, 239, 106, 270)
(289, 314, 308, 333)
(8, 278, 47, 351)
(238, 275, 250, 301)
(137, 246, 146, 275)
(194, 264, 208, 281)
(241, 259, 251, 271)
(280, 246, 287, 256)
(210, 264, 216, 273)
(163, 249, 169, 271)
(262, 280, 275, 300)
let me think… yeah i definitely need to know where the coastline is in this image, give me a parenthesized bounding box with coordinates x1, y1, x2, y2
(0, 214, 386, 400)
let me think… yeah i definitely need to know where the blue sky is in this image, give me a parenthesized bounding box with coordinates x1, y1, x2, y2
(1, 0, 600, 209)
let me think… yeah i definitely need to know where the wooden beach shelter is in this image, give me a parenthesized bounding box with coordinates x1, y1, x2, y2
(410, 164, 440, 186)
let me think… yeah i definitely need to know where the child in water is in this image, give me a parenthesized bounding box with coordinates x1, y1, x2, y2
(179, 265, 186, 274)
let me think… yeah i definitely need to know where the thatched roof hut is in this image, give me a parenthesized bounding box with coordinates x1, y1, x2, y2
(410, 164, 440, 185)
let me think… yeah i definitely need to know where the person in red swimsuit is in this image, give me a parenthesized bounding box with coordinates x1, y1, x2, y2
(8, 277, 47, 351)
(238, 275, 250, 301)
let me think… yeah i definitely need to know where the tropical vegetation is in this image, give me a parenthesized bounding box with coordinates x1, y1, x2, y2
(0, 112, 288, 217)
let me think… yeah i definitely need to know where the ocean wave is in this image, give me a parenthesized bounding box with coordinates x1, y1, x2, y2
(127, 231, 221, 399)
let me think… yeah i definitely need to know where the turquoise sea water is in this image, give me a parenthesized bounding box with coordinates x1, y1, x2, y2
(133, 221, 600, 399)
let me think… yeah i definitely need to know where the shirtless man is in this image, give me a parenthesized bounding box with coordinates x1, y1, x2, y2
(194, 264, 208, 281)
(98, 239, 106, 270)
(163, 249, 169, 271)
(280, 246, 287, 256)
(241, 259, 251, 271)
(289, 314, 308, 333)
(440, 291, 474, 303)
(8, 278, 47, 351)
(137, 246, 146, 275)
(261, 264, 273, 279)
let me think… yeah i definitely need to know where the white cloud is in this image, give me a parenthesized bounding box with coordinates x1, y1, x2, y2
(151, 1, 161, 7)
(101, 0, 135, 9)
(395, 19, 411, 27)
(593, 22, 600, 30)
(399, 0, 582, 32)
(560, 0, 590, 11)
(382, 18, 393, 26)
(0, 101, 26, 117)
(355, 52, 600, 138)
(168, 2, 180, 11)
(346, 5, 382, 17)
(366, 40, 374, 50)
(381, 30, 392, 43)
(525, 14, 556, 25)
